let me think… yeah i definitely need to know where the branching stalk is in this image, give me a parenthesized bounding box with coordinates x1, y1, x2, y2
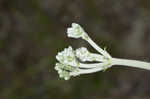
(55, 23, 150, 80)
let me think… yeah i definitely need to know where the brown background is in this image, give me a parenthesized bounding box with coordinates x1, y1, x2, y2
(0, 0, 150, 99)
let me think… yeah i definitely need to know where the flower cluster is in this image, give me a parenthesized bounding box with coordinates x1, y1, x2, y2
(75, 47, 105, 62)
(55, 23, 113, 80)
(55, 63, 78, 80)
(55, 46, 79, 80)
(67, 23, 89, 40)
(56, 46, 78, 66)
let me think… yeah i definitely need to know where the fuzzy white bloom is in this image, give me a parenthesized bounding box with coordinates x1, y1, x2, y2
(55, 23, 113, 80)
(55, 63, 79, 80)
(67, 23, 89, 40)
(56, 46, 79, 66)
(55, 46, 112, 80)
(75, 47, 105, 62)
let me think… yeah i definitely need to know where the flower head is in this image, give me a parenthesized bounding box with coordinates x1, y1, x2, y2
(75, 47, 91, 62)
(75, 47, 105, 62)
(56, 46, 79, 66)
(55, 46, 81, 80)
(55, 63, 79, 80)
(67, 23, 89, 40)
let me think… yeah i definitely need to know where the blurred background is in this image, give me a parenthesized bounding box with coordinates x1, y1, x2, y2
(1, 0, 150, 99)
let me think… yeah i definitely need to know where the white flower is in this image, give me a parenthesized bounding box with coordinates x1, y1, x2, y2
(55, 46, 81, 80)
(75, 47, 90, 62)
(55, 23, 113, 80)
(55, 63, 79, 80)
(56, 46, 79, 66)
(67, 23, 89, 40)
(55, 46, 112, 80)
(75, 47, 105, 62)
(55, 45, 112, 80)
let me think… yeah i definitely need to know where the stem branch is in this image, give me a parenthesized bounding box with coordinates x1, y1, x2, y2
(112, 58, 150, 70)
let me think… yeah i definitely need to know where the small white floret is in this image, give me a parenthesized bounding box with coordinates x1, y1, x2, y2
(67, 23, 88, 40)
(56, 46, 78, 66)
(75, 47, 105, 62)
